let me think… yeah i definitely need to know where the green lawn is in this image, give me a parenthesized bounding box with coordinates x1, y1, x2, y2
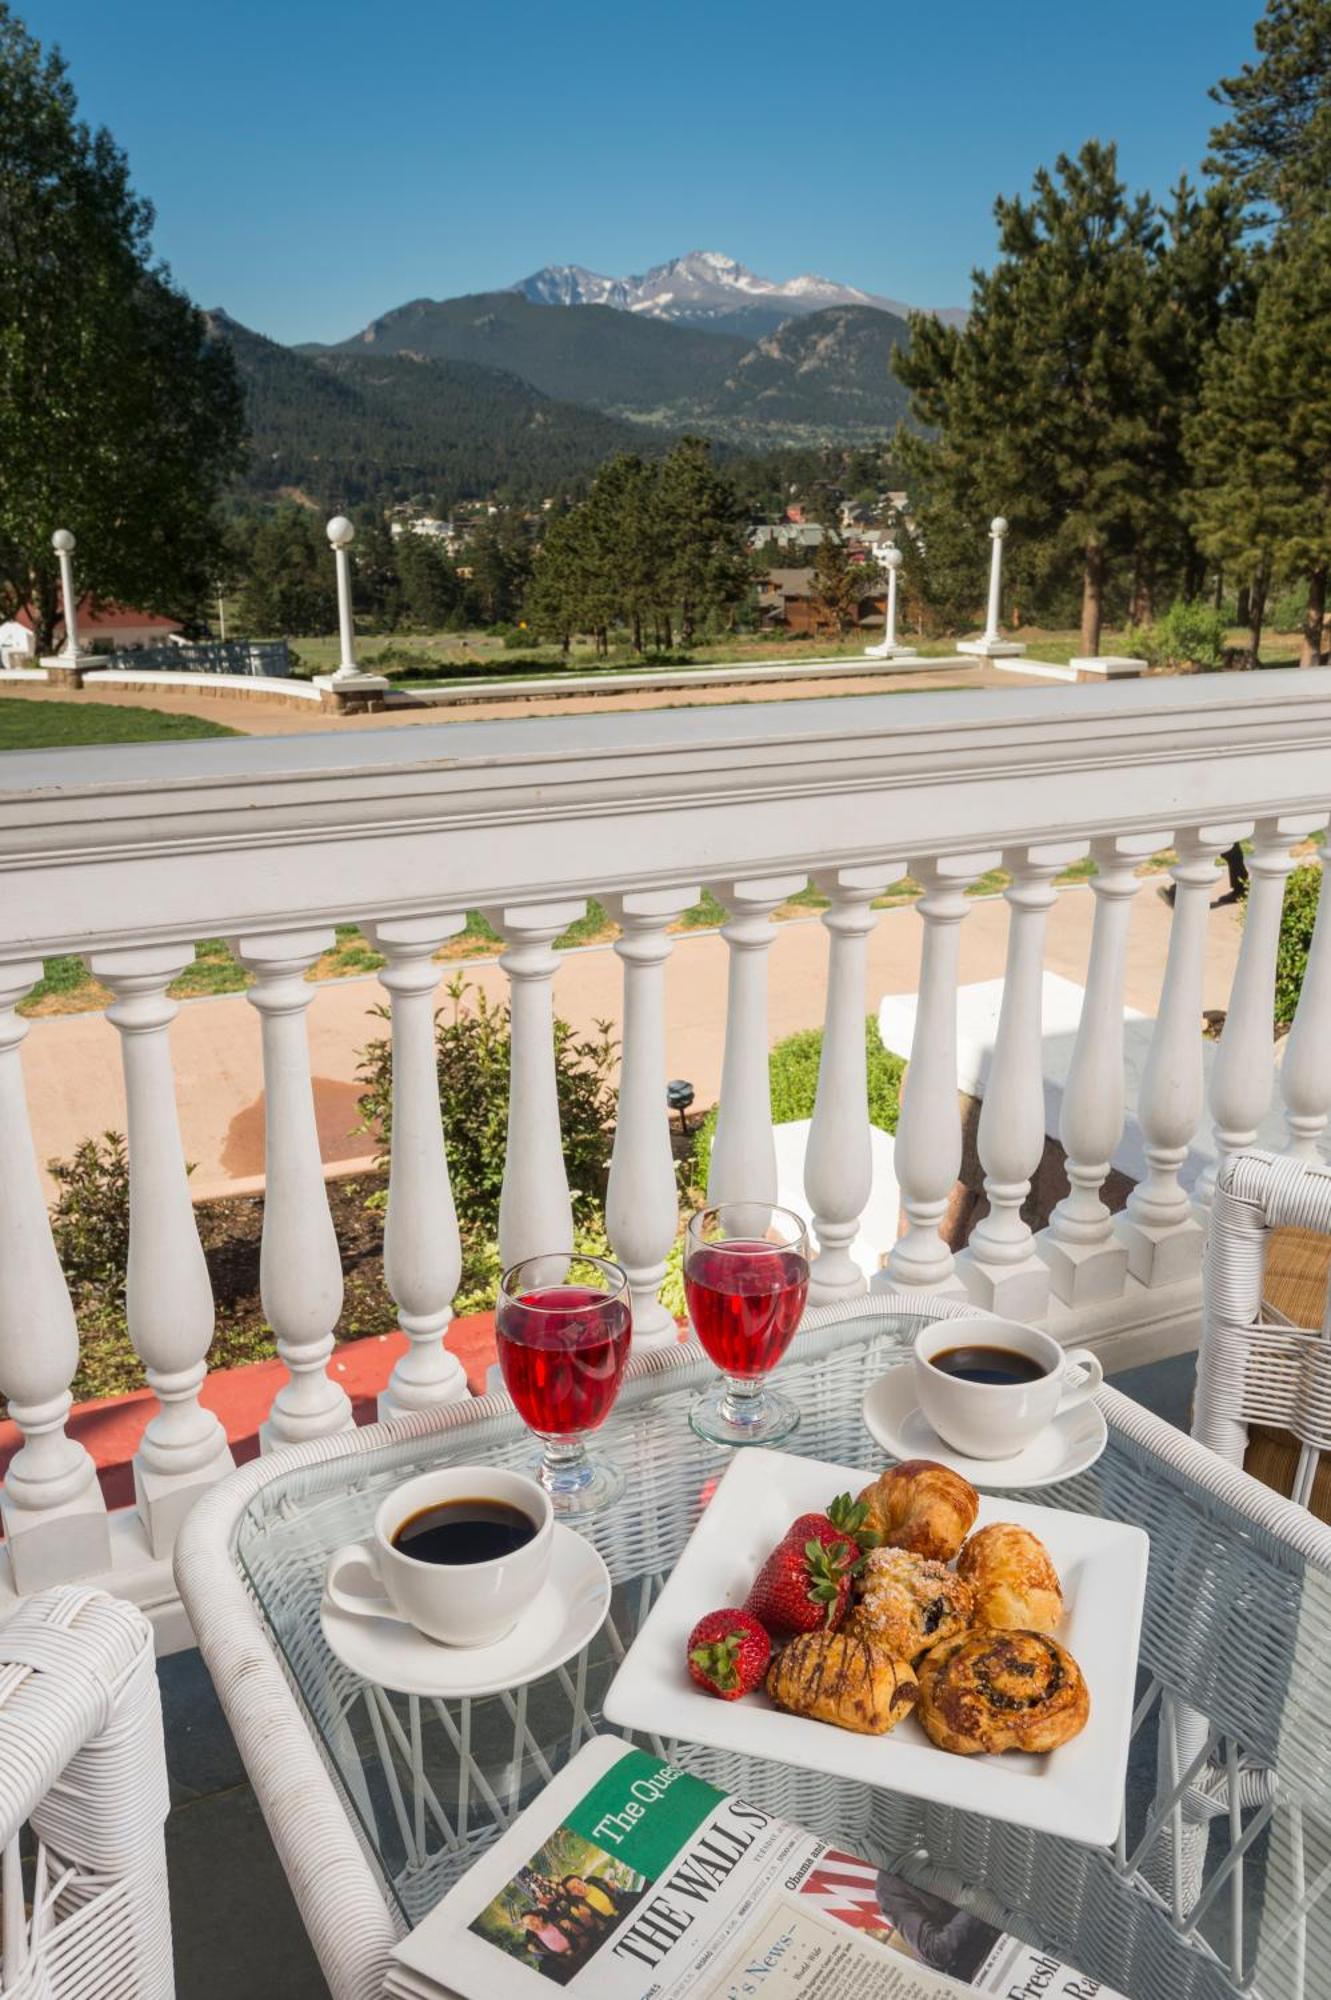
(0, 700, 236, 750)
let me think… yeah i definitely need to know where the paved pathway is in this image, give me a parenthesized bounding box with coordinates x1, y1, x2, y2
(20, 881, 1243, 1199)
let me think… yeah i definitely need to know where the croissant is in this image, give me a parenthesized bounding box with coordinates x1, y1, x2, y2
(766, 1630, 918, 1735)
(845, 1548, 974, 1661)
(858, 1459, 979, 1563)
(956, 1523, 1062, 1633)
(916, 1629, 1089, 1755)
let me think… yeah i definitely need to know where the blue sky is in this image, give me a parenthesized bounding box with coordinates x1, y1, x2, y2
(27, 0, 1262, 346)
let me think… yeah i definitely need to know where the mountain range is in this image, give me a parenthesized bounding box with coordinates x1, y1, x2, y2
(220, 249, 937, 504)
(512, 248, 965, 338)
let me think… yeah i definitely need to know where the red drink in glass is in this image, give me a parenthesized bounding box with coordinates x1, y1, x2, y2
(496, 1286, 631, 1435)
(683, 1243, 809, 1379)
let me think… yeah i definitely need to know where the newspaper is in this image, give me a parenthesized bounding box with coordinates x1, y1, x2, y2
(387, 1736, 1121, 2000)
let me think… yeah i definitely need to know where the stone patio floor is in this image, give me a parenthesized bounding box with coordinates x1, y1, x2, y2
(160, 1348, 1198, 1999)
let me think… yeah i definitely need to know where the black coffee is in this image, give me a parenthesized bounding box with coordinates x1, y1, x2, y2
(391, 1498, 537, 1566)
(929, 1344, 1049, 1387)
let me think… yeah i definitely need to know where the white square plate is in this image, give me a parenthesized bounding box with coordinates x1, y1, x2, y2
(603, 1447, 1148, 1846)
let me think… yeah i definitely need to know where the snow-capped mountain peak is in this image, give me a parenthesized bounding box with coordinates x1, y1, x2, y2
(512, 250, 963, 330)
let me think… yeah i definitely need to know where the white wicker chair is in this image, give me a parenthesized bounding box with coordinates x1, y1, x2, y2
(0, 1586, 173, 2000)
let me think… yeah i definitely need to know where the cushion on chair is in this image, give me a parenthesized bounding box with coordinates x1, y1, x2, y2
(1245, 1224, 1331, 1520)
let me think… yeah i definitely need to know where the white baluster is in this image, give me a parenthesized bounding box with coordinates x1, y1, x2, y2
(1280, 845, 1331, 1160)
(604, 888, 699, 1348)
(1205, 816, 1326, 1196)
(1116, 827, 1247, 1283)
(959, 844, 1087, 1318)
(0, 961, 110, 1591)
(884, 853, 999, 1294)
(89, 946, 234, 1555)
(235, 931, 354, 1447)
(707, 875, 806, 1206)
(364, 918, 469, 1419)
(1039, 834, 1162, 1305)
(488, 902, 585, 1269)
(804, 865, 904, 1304)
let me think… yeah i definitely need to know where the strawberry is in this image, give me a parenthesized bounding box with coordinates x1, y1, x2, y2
(687, 1608, 772, 1700)
(787, 1493, 881, 1570)
(746, 1533, 856, 1637)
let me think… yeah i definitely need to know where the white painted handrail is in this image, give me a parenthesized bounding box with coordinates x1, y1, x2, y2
(707, 876, 806, 1206)
(0, 675, 1329, 1615)
(490, 903, 583, 1269)
(804, 865, 903, 1302)
(365, 918, 469, 1418)
(886, 854, 997, 1292)
(91, 946, 234, 1554)
(961, 844, 1085, 1316)
(0, 965, 109, 1593)
(236, 932, 354, 1447)
(605, 888, 698, 1348)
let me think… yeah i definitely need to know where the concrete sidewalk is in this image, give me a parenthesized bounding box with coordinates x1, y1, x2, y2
(20, 880, 1243, 1200)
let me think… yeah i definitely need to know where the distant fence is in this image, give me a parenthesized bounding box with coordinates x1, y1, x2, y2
(106, 639, 291, 679)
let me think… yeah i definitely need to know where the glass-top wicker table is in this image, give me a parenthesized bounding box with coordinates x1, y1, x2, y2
(175, 1298, 1331, 2000)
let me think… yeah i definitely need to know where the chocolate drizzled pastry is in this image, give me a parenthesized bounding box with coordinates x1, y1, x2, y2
(766, 1630, 918, 1735)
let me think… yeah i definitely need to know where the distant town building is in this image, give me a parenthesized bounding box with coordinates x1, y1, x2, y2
(15, 599, 184, 650)
(757, 567, 885, 636)
(749, 522, 832, 555)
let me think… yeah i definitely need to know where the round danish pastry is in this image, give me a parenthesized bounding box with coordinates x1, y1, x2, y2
(845, 1548, 974, 1660)
(957, 1522, 1062, 1633)
(916, 1629, 1089, 1755)
(857, 1459, 979, 1563)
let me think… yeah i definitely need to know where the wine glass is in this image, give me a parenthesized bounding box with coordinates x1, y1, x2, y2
(495, 1253, 632, 1516)
(683, 1202, 810, 1447)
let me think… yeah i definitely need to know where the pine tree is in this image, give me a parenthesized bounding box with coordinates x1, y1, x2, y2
(895, 142, 1165, 655)
(807, 534, 865, 637)
(1189, 217, 1331, 665)
(1208, 0, 1331, 226)
(654, 439, 748, 645)
(0, 7, 245, 647)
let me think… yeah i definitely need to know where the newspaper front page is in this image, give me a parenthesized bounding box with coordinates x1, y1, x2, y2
(388, 1737, 1121, 2000)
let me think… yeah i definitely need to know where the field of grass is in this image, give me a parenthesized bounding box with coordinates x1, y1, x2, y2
(0, 700, 237, 750)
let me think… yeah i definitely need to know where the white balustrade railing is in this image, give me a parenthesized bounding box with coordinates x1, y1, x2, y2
(0, 673, 1329, 1615)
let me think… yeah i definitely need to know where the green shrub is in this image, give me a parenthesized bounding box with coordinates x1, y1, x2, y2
(694, 1018, 904, 1190)
(1273, 864, 1324, 1026)
(1133, 601, 1229, 672)
(357, 975, 618, 1234)
(48, 1133, 132, 1323)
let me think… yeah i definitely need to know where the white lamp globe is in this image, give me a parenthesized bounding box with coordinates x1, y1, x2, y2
(51, 528, 75, 554)
(990, 516, 1008, 537)
(326, 516, 355, 550)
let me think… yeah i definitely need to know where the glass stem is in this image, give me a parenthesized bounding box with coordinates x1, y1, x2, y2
(539, 1435, 592, 1496)
(720, 1376, 767, 1427)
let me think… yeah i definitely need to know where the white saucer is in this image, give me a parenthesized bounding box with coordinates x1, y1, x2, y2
(861, 1366, 1108, 1488)
(319, 1523, 611, 1698)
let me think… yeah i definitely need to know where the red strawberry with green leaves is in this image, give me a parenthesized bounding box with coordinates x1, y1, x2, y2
(745, 1532, 856, 1638)
(787, 1493, 881, 1572)
(687, 1608, 772, 1700)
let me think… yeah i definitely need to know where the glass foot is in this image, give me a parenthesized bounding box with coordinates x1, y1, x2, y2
(535, 1444, 626, 1517)
(689, 1379, 800, 1449)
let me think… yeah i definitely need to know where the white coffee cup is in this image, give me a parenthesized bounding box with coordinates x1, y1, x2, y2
(324, 1466, 553, 1648)
(913, 1316, 1103, 1461)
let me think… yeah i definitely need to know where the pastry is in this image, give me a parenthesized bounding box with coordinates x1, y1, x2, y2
(845, 1548, 974, 1660)
(957, 1523, 1062, 1633)
(857, 1460, 979, 1563)
(916, 1629, 1089, 1755)
(766, 1630, 918, 1735)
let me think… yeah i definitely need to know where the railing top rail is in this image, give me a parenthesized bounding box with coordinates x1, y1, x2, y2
(1, 669, 1328, 960)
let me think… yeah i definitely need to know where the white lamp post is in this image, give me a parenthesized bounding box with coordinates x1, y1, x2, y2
(314, 515, 390, 712)
(958, 515, 1026, 665)
(52, 530, 79, 659)
(863, 543, 919, 663)
(40, 530, 91, 686)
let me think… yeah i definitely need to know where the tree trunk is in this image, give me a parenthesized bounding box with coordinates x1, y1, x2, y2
(632, 610, 643, 655)
(664, 614, 673, 652)
(1079, 543, 1106, 657)
(1235, 582, 1251, 628)
(1248, 559, 1270, 668)
(1129, 550, 1155, 625)
(1213, 565, 1224, 613)
(1301, 565, 1328, 666)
